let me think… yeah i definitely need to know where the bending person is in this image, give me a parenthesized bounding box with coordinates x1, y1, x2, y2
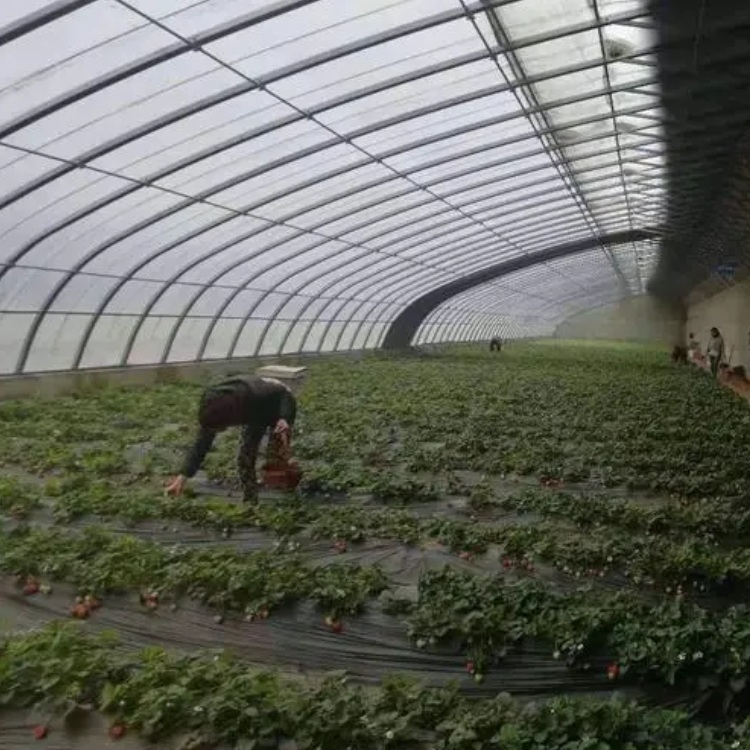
(166, 376, 296, 503)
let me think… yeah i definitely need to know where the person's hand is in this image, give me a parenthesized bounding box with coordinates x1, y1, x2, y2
(165, 475, 187, 497)
(273, 419, 290, 436)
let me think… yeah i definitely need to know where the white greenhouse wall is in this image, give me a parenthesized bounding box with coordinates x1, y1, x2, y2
(686, 279, 750, 370)
(553, 295, 685, 344)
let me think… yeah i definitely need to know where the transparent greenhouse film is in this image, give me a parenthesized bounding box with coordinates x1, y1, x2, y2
(0, 0, 662, 372)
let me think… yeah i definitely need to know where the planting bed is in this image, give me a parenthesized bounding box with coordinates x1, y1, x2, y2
(2, 342, 750, 748)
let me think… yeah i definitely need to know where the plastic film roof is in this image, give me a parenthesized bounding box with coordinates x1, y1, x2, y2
(0, 0, 665, 373)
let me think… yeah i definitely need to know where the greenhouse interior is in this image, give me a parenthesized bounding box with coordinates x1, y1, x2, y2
(3, 0, 750, 748)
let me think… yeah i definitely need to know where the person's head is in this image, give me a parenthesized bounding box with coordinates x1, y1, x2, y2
(710, 327, 720, 337)
(198, 390, 239, 432)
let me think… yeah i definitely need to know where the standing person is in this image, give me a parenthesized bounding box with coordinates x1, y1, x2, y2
(706, 327, 725, 377)
(165, 376, 297, 503)
(489, 337, 502, 352)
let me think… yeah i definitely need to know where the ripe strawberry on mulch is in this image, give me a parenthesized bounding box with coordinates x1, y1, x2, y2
(109, 723, 127, 740)
(33, 725, 48, 740)
(71, 603, 90, 620)
(325, 615, 343, 633)
(140, 591, 159, 610)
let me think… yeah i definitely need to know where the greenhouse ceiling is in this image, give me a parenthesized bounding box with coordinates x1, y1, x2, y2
(0, 0, 746, 372)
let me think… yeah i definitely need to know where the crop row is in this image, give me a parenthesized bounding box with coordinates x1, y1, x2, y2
(4, 477, 750, 595)
(0, 525, 387, 619)
(478, 487, 750, 542)
(5, 523, 750, 703)
(405, 567, 750, 704)
(3, 622, 748, 749)
(2, 347, 750, 499)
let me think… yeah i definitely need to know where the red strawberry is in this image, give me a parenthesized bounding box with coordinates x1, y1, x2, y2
(71, 603, 90, 620)
(33, 725, 48, 740)
(23, 580, 40, 596)
(331, 620, 343, 634)
(502, 557, 512, 570)
(109, 723, 126, 740)
(466, 660, 476, 674)
(607, 663, 620, 680)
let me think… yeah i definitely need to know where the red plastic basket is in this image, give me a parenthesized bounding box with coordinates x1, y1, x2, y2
(262, 462, 302, 489)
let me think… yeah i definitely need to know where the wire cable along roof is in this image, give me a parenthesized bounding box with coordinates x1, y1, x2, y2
(0, 0, 667, 373)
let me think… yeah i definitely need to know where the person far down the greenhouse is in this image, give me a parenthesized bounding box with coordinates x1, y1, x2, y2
(165, 376, 297, 503)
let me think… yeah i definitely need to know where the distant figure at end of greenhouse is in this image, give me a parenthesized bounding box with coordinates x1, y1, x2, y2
(489, 337, 503, 352)
(165, 376, 298, 503)
(706, 327, 725, 377)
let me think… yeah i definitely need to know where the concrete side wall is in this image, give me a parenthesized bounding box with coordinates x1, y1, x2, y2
(554, 295, 685, 344)
(686, 279, 750, 368)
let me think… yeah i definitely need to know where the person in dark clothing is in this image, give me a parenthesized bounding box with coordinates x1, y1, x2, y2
(165, 376, 297, 503)
(489, 337, 502, 352)
(706, 327, 725, 378)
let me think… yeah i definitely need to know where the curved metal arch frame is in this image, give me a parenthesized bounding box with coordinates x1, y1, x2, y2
(96, 118, 659, 360)
(157, 210, 467, 360)
(2, 66, 669, 301)
(333, 241, 571, 352)
(423, 267, 618, 343)
(162, 204, 484, 363)
(447, 312, 508, 345)
(258, 188, 624, 351)
(306, 235, 516, 353)
(380, 228, 660, 348)
(454, 278, 634, 334)
(284, 234, 508, 356)
(158, 120, 662, 364)
(223, 220, 512, 363)
(2, 5, 712, 370)
(0, 0, 331, 142)
(466, 0, 606, 276)
(323, 243, 547, 353)
(269, 172, 638, 355)
(356, 207, 632, 318)
(189, 203, 500, 361)
(286, 195, 619, 352)
(9, 67, 670, 372)
(0, 1, 97, 45)
(0, 2, 667, 219)
(2, 16, 748, 346)
(1, 41, 678, 275)
(27, 162, 636, 374)
(77, 174, 446, 368)
(200, 137, 664, 362)
(320, 226, 576, 354)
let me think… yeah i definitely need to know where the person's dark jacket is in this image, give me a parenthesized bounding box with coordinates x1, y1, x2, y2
(179, 376, 296, 478)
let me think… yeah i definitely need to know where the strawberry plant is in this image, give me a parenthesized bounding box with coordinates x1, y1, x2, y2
(5, 343, 750, 738)
(0, 623, 747, 749)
